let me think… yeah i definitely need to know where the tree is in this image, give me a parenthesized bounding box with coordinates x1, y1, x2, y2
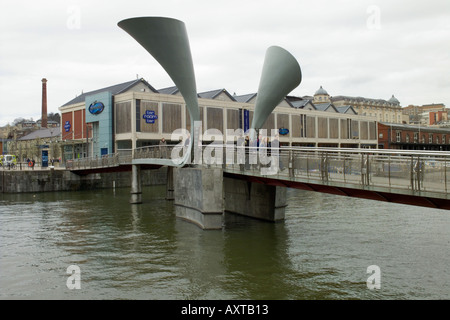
(12, 117, 26, 126)
(48, 112, 61, 125)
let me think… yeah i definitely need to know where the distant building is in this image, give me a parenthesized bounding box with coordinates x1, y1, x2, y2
(20, 121, 37, 129)
(378, 122, 450, 150)
(7, 127, 62, 163)
(309, 85, 406, 124)
(313, 86, 331, 104)
(402, 103, 447, 125)
(36, 119, 60, 128)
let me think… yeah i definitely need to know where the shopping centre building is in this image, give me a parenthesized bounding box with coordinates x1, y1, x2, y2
(59, 78, 379, 160)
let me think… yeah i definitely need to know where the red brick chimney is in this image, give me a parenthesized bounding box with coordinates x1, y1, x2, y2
(41, 78, 48, 128)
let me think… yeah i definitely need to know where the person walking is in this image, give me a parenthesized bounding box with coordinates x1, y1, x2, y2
(159, 137, 167, 158)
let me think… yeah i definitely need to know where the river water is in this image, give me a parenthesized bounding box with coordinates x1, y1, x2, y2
(0, 185, 449, 300)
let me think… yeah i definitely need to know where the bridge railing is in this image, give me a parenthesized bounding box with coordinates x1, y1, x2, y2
(66, 153, 121, 170)
(133, 144, 180, 160)
(204, 145, 450, 195)
(66, 145, 183, 170)
(67, 144, 450, 196)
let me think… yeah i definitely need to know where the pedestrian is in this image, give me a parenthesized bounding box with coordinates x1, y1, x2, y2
(159, 137, 167, 158)
(272, 133, 283, 170)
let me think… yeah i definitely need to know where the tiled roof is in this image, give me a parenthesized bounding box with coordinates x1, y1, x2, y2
(336, 105, 357, 114)
(18, 127, 61, 141)
(314, 103, 338, 112)
(158, 86, 179, 95)
(233, 93, 257, 103)
(198, 88, 236, 101)
(61, 78, 158, 107)
(290, 99, 315, 109)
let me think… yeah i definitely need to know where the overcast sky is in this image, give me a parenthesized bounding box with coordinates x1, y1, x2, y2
(1, 0, 449, 127)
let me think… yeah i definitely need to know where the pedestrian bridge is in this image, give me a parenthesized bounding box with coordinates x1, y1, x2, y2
(67, 145, 450, 221)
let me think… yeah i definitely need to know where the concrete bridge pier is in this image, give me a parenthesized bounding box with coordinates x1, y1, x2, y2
(130, 164, 142, 204)
(173, 167, 288, 229)
(223, 177, 287, 222)
(173, 167, 224, 230)
(166, 166, 174, 200)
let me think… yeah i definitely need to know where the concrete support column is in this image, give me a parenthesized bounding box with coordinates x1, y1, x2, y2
(166, 166, 174, 200)
(173, 167, 223, 230)
(224, 177, 287, 222)
(130, 164, 142, 204)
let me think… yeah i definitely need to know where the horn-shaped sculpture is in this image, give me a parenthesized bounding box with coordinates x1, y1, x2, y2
(118, 17, 200, 164)
(251, 46, 302, 135)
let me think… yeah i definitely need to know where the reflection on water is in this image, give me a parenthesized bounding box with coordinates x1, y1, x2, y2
(1, 186, 449, 299)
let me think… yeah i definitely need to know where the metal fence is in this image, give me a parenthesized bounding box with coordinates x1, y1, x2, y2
(65, 145, 450, 196)
(221, 146, 450, 195)
(65, 144, 179, 170)
(132, 145, 179, 160)
(66, 153, 122, 170)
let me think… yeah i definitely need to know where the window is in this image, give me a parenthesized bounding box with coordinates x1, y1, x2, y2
(414, 132, 418, 143)
(396, 131, 401, 142)
(443, 135, 446, 144)
(405, 134, 410, 143)
(422, 135, 426, 144)
(436, 136, 440, 144)
(429, 134, 433, 144)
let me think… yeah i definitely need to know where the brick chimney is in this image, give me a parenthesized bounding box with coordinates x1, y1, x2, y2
(41, 78, 48, 128)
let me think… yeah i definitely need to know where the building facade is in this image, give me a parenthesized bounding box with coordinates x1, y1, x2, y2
(59, 79, 157, 159)
(402, 103, 447, 125)
(309, 86, 407, 124)
(378, 122, 450, 150)
(59, 79, 380, 160)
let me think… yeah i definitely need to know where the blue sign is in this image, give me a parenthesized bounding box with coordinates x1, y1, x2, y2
(88, 101, 105, 115)
(64, 121, 71, 132)
(244, 109, 249, 132)
(279, 128, 289, 135)
(143, 110, 158, 124)
(42, 150, 48, 168)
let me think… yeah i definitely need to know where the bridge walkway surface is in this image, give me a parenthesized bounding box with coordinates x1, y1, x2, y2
(68, 146, 450, 210)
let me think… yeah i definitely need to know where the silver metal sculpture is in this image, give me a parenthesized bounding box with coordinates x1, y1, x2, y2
(118, 17, 302, 165)
(118, 17, 200, 165)
(251, 46, 302, 134)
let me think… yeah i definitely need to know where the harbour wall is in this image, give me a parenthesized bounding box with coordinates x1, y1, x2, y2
(0, 167, 167, 193)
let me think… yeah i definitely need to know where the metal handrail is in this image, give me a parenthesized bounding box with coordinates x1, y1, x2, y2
(66, 145, 450, 197)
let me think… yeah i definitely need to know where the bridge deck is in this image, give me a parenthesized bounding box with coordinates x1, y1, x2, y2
(67, 146, 450, 209)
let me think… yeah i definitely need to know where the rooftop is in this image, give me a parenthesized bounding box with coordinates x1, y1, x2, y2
(18, 127, 61, 141)
(314, 86, 328, 96)
(61, 78, 157, 107)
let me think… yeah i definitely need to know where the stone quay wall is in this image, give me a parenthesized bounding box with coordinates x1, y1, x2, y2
(0, 167, 167, 194)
